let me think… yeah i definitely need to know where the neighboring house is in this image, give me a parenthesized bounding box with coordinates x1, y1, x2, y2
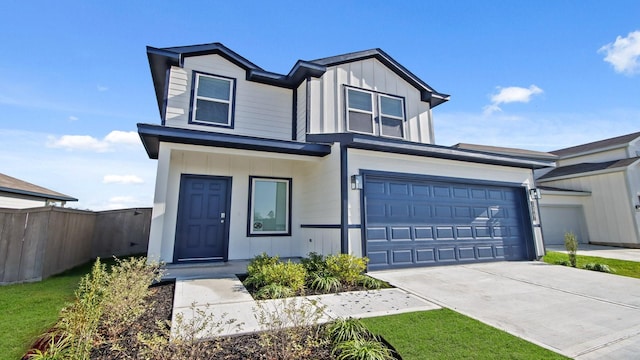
(0, 173, 77, 209)
(138, 42, 554, 270)
(536, 132, 640, 248)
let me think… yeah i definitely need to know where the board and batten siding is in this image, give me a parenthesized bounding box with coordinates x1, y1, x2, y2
(146, 142, 342, 262)
(541, 171, 639, 246)
(296, 83, 306, 142)
(164, 54, 292, 141)
(345, 148, 541, 257)
(306, 58, 433, 144)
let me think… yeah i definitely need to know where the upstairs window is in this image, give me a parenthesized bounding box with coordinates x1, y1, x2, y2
(346, 87, 405, 138)
(191, 72, 235, 127)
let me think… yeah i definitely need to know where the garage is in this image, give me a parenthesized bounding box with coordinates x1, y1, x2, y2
(539, 205, 588, 245)
(363, 173, 534, 270)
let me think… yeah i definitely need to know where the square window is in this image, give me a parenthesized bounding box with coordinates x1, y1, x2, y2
(248, 177, 291, 236)
(345, 87, 405, 138)
(191, 73, 234, 126)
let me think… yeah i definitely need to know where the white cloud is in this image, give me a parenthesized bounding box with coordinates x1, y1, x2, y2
(97, 85, 109, 91)
(598, 30, 640, 75)
(68, 115, 79, 121)
(47, 130, 140, 152)
(104, 130, 140, 145)
(103, 174, 144, 184)
(483, 85, 543, 115)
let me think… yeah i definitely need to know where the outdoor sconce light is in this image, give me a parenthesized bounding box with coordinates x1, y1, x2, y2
(529, 188, 541, 199)
(351, 175, 363, 190)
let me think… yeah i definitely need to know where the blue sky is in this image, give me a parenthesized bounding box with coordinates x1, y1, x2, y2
(1, 1, 639, 210)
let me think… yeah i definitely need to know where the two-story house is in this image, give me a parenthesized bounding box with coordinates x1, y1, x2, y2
(537, 132, 640, 248)
(138, 43, 554, 270)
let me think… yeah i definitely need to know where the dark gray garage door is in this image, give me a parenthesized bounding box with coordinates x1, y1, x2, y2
(364, 174, 533, 270)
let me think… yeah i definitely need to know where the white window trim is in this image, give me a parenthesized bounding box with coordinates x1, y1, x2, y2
(345, 87, 406, 138)
(346, 88, 375, 135)
(192, 73, 234, 126)
(378, 94, 405, 139)
(248, 177, 291, 236)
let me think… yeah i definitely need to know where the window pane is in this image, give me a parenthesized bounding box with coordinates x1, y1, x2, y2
(380, 96, 403, 117)
(195, 99, 229, 124)
(252, 180, 288, 233)
(348, 111, 374, 133)
(198, 76, 230, 100)
(381, 116, 403, 138)
(348, 89, 372, 111)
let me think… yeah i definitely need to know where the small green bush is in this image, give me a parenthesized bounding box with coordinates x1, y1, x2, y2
(584, 263, 615, 273)
(327, 318, 370, 344)
(256, 284, 295, 299)
(564, 232, 578, 267)
(301, 252, 328, 274)
(326, 254, 368, 286)
(333, 338, 395, 360)
(309, 272, 342, 293)
(356, 275, 388, 290)
(247, 252, 280, 275)
(245, 260, 307, 294)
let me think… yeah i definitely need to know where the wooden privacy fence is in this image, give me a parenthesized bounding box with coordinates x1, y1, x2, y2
(0, 206, 151, 284)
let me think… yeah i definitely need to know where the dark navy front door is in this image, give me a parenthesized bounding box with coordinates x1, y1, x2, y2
(174, 175, 230, 262)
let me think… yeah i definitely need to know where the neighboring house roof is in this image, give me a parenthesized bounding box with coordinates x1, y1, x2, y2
(551, 131, 640, 158)
(0, 173, 77, 202)
(537, 157, 640, 181)
(453, 143, 558, 161)
(307, 133, 555, 169)
(146, 42, 450, 116)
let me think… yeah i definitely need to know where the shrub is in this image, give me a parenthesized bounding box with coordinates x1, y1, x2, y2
(326, 254, 368, 286)
(245, 260, 307, 294)
(584, 263, 615, 273)
(327, 318, 370, 344)
(301, 252, 329, 274)
(247, 252, 280, 275)
(100, 257, 162, 341)
(309, 272, 342, 293)
(254, 298, 328, 360)
(564, 232, 578, 267)
(256, 284, 295, 299)
(356, 275, 389, 290)
(333, 338, 395, 360)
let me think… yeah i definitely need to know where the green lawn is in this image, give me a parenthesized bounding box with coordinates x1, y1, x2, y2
(543, 251, 640, 279)
(362, 309, 568, 360)
(0, 260, 103, 360)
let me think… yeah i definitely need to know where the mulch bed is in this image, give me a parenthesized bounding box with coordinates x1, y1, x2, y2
(26, 279, 398, 359)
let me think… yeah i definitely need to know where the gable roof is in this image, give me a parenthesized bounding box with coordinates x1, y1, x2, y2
(551, 131, 640, 158)
(0, 173, 77, 202)
(147, 42, 449, 116)
(537, 157, 640, 181)
(452, 143, 557, 161)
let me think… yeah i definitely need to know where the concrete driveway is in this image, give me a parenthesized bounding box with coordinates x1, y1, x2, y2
(370, 261, 640, 359)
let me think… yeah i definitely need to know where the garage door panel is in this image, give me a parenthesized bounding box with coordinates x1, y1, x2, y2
(364, 175, 531, 270)
(414, 227, 434, 240)
(390, 227, 411, 241)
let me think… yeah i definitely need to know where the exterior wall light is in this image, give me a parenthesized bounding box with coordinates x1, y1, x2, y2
(529, 188, 541, 199)
(351, 175, 363, 190)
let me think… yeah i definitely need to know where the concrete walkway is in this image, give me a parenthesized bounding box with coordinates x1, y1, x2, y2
(546, 244, 640, 262)
(370, 261, 640, 360)
(170, 273, 438, 338)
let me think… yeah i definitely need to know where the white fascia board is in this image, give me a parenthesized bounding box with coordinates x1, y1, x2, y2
(537, 165, 632, 182)
(540, 189, 591, 196)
